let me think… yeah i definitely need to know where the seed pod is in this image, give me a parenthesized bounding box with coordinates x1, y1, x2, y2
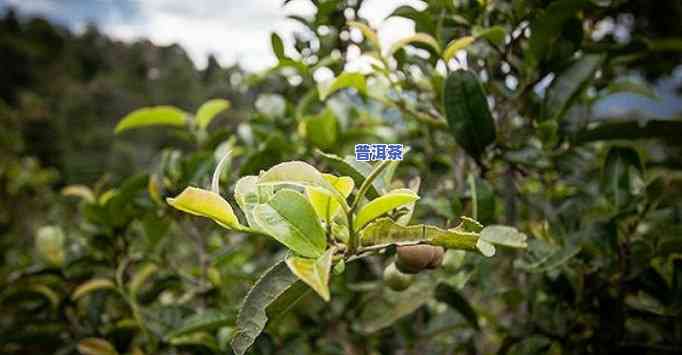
(395, 244, 445, 274)
(383, 262, 414, 291)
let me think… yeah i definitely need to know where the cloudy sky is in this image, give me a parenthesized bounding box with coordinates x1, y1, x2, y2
(0, 0, 422, 71)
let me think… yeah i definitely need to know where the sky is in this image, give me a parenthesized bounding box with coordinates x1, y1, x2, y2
(1, 0, 680, 117)
(0, 0, 423, 71)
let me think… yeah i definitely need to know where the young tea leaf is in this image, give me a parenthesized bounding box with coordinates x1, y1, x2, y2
(306, 173, 354, 223)
(479, 225, 528, 249)
(354, 189, 419, 231)
(115, 106, 187, 134)
(285, 248, 334, 301)
(167, 187, 244, 230)
(196, 99, 230, 129)
(253, 189, 326, 258)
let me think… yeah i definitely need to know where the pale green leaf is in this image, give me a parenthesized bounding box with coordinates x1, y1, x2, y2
(389, 33, 442, 57)
(476, 239, 496, 257)
(253, 189, 326, 258)
(306, 174, 354, 222)
(234, 176, 274, 228)
(479, 225, 528, 248)
(354, 189, 419, 231)
(318, 72, 367, 101)
(396, 177, 421, 226)
(196, 99, 230, 129)
(231, 260, 300, 355)
(62, 185, 95, 203)
(166, 187, 243, 230)
(72, 278, 116, 300)
(257, 161, 347, 208)
(78, 338, 119, 355)
(35, 225, 65, 267)
(285, 248, 334, 301)
(115, 106, 187, 134)
(442, 36, 475, 62)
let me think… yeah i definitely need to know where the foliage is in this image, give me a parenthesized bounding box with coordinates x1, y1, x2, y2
(2, 0, 682, 354)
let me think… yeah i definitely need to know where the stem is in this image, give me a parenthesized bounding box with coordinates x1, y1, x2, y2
(346, 160, 392, 254)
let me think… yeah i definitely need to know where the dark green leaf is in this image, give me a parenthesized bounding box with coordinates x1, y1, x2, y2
(542, 54, 604, 121)
(435, 283, 480, 330)
(602, 146, 643, 209)
(271, 33, 285, 60)
(444, 70, 496, 160)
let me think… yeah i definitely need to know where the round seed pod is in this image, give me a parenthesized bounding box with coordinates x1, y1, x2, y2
(383, 262, 415, 291)
(395, 244, 445, 274)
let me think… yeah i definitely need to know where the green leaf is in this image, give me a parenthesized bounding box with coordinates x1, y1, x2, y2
(78, 338, 119, 355)
(318, 72, 367, 101)
(602, 146, 643, 209)
(516, 241, 581, 273)
(360, 218, 480, 252)
(543, 54, 604, 121)
(253, 189, 326, 258)
(528, 0, 590, 64)
(347, 21, 381, 51)
(62, 185, 95, 203)
(306, 174, 354, 223)
(396, 177, 421, 226)
(129, 263, 158, 297)
(231, 260, 300, 355)
(285, 248, 334, 301)
(35, 225, 65, 267)
(167, 187, 244, 230)
(435, 283, 480, 330)
(302, 108, 337, 149)
(388, 33, 442, 57)
(468, 174, 496, 225)
(442, 36, 475, 62)
(258, 161, 335, 194)
(168, 309, 231, 338)
(265, 281, 310, 324)
(444, 70, 496, 160)
(72, 278, 116, 300)
(234, 176, 274, 229)
(317, 150, 386, 199)
(196, 99, 230, 129)
(355, 278, 435, 334)
(474, 26, 506, 45)
(354, 189, 419, 231)
(604, 81, 658, 100)
(476, 239, 496, 257)
(479, 225, 528, 249)
(271, 32, 286, 60)
(574, 120, 682, 144)
(115, 106, 187, 134)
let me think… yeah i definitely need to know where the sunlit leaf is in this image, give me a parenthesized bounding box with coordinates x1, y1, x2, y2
(474, 26, 506, 45)
(115, 106, 187, 134)
(301, 108, 338, 149)
(388, 33, 441, 57)
(167, 187, 244, 230)
(442, 36, 475, 62)
(285, 248, 334, 301)
(253, 189, 326, 258)
(354, 189, 419, 231)
(196, 99, 230, 129)
(35, 225, 65, 267)
(72, 278, 116, 300)
(231, 260, 300, 355)
(77, 338, 119, 355)
(318, 72, 367, 101)
(62, 185, 95, 203)
(306, 174, 354, 222)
